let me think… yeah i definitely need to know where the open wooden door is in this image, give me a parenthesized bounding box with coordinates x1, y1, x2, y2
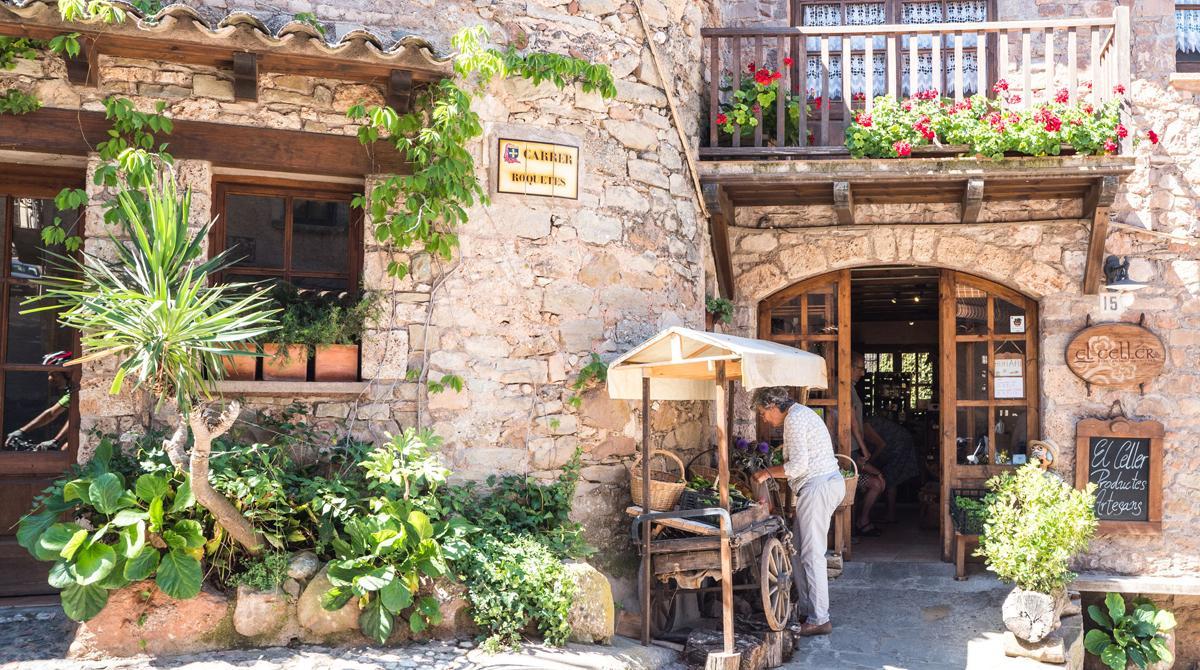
(758, 270, 852, 456)
(939, 270, 1040, 559)
(0, 171, 84, 597)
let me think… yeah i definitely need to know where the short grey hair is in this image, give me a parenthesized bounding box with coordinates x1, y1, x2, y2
(751, 387, 796, 412)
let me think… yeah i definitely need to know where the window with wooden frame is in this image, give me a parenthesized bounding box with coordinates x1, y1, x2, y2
(790, 0, 997, 100)
(0, 165, 84, 456)
(211, 179, 363, 291)
(1178, 4, 1200, 72)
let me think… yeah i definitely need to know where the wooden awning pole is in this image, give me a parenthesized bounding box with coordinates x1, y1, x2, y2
(714, 362, 734, 655)
(640, 374, 652, 646)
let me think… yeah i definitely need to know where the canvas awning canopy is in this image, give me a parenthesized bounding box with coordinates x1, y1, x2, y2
(607, 326, 829, 401)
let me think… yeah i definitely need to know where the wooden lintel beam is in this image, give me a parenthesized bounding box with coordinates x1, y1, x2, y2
(702, 183, 735, 301)
(961, 178, 984, 224)
(387, 69, 414, 114)
(833, 181, 854, 225)
(0, 107, 408, 178)
(63, 35, 98, 87)
(232, 52, 258, 102)
(1082, 175, 1120, 294)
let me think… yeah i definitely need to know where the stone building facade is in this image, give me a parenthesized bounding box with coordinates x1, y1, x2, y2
(1, 0, 1199, 653)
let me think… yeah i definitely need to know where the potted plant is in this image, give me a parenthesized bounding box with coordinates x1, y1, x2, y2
(975, 461, 1098, 643)
(261, 283, 311, 381)
(311, 292, 376, 382)
(1085, 593, 1176, 670)
(221, 340, 259, 381)
(704, 296, 734, 331)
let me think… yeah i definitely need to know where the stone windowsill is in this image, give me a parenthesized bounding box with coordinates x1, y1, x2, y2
(1073, 572, 1200, 596)
(1169, 72, 1200, 93)
(213, 380, 370, 397)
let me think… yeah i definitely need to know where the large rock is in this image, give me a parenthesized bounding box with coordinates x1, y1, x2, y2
(564, 562, 615, 644)
(287, 551, 321, 582)
(419, 577, 477, 639)
(296, 566, 360, 640)
(233, 584, 293, 640)
(67, 582, 232, 659)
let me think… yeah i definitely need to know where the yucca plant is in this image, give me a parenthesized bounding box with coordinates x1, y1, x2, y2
(27, 172, 279, 553)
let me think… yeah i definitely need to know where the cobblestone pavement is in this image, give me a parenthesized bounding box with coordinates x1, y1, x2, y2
(781, 561, 1067, 670)
(0, 604, 681, 670)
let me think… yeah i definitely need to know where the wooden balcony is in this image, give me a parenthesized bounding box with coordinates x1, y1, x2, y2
(700, 8, 1131, 160)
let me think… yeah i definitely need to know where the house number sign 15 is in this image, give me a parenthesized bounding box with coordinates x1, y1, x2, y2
(1065, 321, 1165, 390)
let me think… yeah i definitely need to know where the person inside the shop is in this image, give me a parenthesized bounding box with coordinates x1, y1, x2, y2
(4, 351, 73, 451)
(750, 386, 841, 637)
(864, 413, 921, 524)
(848, 351, 888, 536)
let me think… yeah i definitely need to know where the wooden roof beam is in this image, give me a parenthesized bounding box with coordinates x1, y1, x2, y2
(232, 52, 258, 102)
(1082, 175, 1119, 294)
(961, 178, 984, 224)
(0, 107, 407, 178)
(703, 183, 736, 301)
(833, 181, 855, 225)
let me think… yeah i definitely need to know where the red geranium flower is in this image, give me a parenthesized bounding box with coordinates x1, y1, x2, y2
(772, 70, 783, 81)
(1103, 138, 1119, 154)
(993, 78, 1009, 94)
(747, 62, 756, 73)
(783, 56, 794, 67)
(716, 113, 728, 125)
(1116, 123, 1128, 139)
(902, 101, 912, 111)
(855, 112, 873, 127)
(1148, 130, 1160, 144)
(1054, 88, 1070, 104)
(1113, 84, 1126, 95)
(1083, 104, 1094, 115)
(893, 140, 912, 157)
(754, 68, 773, 86)
(752, 103, 762, 114)
(1006, 94, 1021, 105)
(1070, 118, 1083, 126)
(812, 96, 823, 109)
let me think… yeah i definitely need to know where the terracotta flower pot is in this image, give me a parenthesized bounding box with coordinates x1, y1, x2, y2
(314, 343, 359, 382)
(221, 342, 257, 381)
(261, 344, 308, 381)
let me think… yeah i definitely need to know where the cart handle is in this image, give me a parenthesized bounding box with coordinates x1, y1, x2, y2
(630, 507, 732, 543)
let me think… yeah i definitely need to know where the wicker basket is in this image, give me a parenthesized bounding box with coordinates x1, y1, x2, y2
(630, 450, 687, 511)
(836, 453, 858, 509)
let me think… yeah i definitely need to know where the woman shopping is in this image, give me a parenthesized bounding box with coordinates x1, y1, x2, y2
(749, 386, 841, 637)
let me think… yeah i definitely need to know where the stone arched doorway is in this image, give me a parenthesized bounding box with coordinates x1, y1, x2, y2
(756, 266, 1041, 560)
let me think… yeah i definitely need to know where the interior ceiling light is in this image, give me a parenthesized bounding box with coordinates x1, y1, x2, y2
(914, 295, 921, 303)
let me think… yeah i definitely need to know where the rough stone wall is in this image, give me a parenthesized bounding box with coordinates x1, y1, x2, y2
(0, 0, 719, 604)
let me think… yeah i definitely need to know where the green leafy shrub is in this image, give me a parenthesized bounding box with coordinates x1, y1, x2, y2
(975, 461, 1097, 594)
(17, 439, 205, 621)
(845, 84, 1125, 159)
(267, 284, 377, 347)
(321, 429, 472, 643)
(458, 534, 577, 652)
(1085, 593, 1176, 670)
(442, 448, 592, 559)
(711, 60, 810, 145)
(234, 551, 291, 592)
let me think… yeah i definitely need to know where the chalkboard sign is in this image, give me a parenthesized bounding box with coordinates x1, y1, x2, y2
(1075, 418, 1163, 533)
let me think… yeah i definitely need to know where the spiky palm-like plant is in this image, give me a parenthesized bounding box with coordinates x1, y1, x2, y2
(28, 173, 279, 552)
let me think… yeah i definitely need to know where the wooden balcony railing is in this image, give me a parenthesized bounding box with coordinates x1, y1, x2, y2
(700, 7, 1131, 159)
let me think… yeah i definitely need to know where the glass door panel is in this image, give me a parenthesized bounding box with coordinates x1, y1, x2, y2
(940, 271, 1039, 559)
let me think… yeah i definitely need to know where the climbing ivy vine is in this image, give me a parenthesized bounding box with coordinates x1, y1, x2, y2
(348, 25, 616, 280)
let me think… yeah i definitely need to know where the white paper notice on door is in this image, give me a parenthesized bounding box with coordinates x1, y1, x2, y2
(994, 376, 1024, 399)
(995, 358, 1023, 378)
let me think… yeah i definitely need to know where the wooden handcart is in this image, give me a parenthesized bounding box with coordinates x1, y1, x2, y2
(607, 327, 829, 669)
(628, 504, 795, 634)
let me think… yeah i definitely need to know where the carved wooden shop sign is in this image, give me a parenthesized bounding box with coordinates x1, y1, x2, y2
(1065, 321, 1165, 390)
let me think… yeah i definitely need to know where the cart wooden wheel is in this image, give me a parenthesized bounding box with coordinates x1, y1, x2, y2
(638, 561, 677, 636)
(760, 536, 792, 631)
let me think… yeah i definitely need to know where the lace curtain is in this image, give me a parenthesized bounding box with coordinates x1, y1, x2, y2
(799, 1, 986, 98)
(1179, 9, 1200, 53)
